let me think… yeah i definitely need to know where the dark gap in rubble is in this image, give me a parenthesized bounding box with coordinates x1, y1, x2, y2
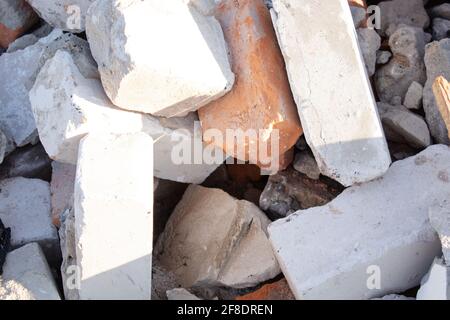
(0, 218, 11, 275)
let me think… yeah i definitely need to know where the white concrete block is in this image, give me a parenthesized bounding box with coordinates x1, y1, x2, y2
(75, 132, 153, 300)
(0, 243, 60, 300)
(416, 257, 449, 300)
(0, 177, 58, 261)
(269, 145, 449, 300)
(86, 0, 234, 117)
(429, 201, 450, 265)
(271, 0, 391, 186)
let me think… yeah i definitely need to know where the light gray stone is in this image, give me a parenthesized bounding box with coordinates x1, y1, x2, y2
(75, 132, 154, 300)
(271, 0, 391, 187)
(378, 0, 429, 36)
(423, 39, 450, 144)
(6, 34, 38, 53)
(27, 0, 95, 32)
(0, 243, 60, 300)
(156, 185, 280, 289)
(429, 201, 450, 265)
(357, 28, 381, 77)
(432, 18, 450, 41)
(0, 129, 7, 164)
(376, 50, 392, 65)
(0, 177, 58, 263)
(293, 151, 320, 180)
(430, 3, 450, 20)
(269, 145, 449, 300)
(378, 103, 431, 148)
(351, 6, 366, 29)
(86, 0, 234, 117)
(166, 288, 202, 300)
(404, 81, 424, 110)
(416, 257, 449, 300)
(375, 25, 427, 103)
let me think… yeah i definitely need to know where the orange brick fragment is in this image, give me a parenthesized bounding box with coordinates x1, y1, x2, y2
(432, 76, 450, 140)
(198, 0, 302, 171)
(236, 278, 295, 300)
(0, 0, 38, 48)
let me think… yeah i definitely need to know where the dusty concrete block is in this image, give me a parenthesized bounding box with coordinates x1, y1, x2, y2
(269, 145, 449, 299)
(404, 81, 424, 110)
(429, 201, 450, 265)
(357, 28, 381, 77)
(430, 4, 450, 20)
(30, 50, 147, 164)
(272, 0, 390, 187)
(197, 0, 302, 169)
(378, 103, 431, 148)
(6, 34, 39, 53)
(378, 0, 429, 36)
(86, 0, 234, 117)
(51, 162, 76, 227)
(375, 26, 427, 103)
(27, 0, 95, 32)
(0, 0, 38, 48)
(75, 132, 153, 300)
(432, 76, 450, 143)
(0, 177, 58, 263)
(152, 260, 179, 300)
(376, 51, 392, 65)
(351, 6, 367, 29)
(0, 243, 60, 300)
(416, 257, 449, 300)
(156, 185, 280, 289)
(0, 30, 96, 148)
(432, 18, 450, 41)
(424, 39, 450, 144)
(293, 151, 320, 180)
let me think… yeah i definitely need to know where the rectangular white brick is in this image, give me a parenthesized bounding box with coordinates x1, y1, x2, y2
(75, 132, 153, 300)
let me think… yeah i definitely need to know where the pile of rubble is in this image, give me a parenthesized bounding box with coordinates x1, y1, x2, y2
(0, 0, 449, 300)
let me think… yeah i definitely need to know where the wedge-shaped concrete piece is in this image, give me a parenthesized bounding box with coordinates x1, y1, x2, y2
(0, 243, 60, 300)
(155, 185, 280, 289)
(269, 145, 449, 300)
(86, 0, 234, 117)
(271, 0, 391, 186)
(75, 132, 154, 300)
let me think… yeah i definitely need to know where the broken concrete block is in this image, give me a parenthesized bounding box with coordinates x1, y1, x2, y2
(152, 260, 180, 300)
(357, 28, 381, 77)
(376, 51, 392, 65)
(0, 177, 58, 263)
(0, 0, 38, 48)
(375, 25, 427, 103)
(424, 39, 450, 144)
(198, 0, 302, 169)
(86, 0, 234, 117)
(430, 3, 450, 20)
(0, 29, 96, 148)
(378, 103, 431, 148)
(236, 278, 295, 300)
(269, 145, 450, 300)
(404, 81, 424, 110)
(156, 185, 280, 289)
(30, 50, 147, 164)
(0, 243, 60, 300)
(432, 77, 450, 143)
(378, 0, 429, 36)
(429, 201, 450, 265)
(75, 132, 153, 300)
(260, 167, 341, 220)
(166, 288, 201, 301)
(351, 6, 367, 29)
(51, 162, 76, 227)
(432, 18, 450, 41)
(0, 143, 52, 182)
(272, 0, 391, 187)
(293, 151, 320, 180)
(416, 257, 449, 300)
(27, 0, 95, 32)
